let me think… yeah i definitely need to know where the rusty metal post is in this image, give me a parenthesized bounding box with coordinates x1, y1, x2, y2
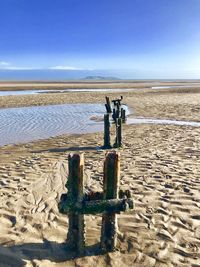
(67, 154, 85, 254)
(101, 152, 120, 251)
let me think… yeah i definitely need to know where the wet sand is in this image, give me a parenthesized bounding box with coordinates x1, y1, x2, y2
(0, 82, 200, 266)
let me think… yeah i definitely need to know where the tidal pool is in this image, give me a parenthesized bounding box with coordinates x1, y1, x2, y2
(151, 84, 200, 89)
(0, 103, 200, 147)
(1, 84, 200, 96)
(0, 103, 105, 146)
(0, 88, 136, 96)
(127, 117, 200, 127)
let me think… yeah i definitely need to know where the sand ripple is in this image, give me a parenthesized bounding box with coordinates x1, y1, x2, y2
(0, 104, 105, 146)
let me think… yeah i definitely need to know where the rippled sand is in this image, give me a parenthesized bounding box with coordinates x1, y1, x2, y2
(0, 83, 200, 266)
(0, 104, 105, 146)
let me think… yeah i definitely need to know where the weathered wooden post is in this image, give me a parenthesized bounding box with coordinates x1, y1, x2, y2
(116, 102, 120, 111)
(103, 113, 111, 148)
(112, 108, 116, 122)
(114, 104, 118, 119)
(105, 96, 112, 113)
(121, 108, 126, 123)
(112, 100, 117, 106)
(58, 152, 134, 254)
(112, 96, 123, 107)
(115, 109, 119, 120)
(114, 118, 122, 148)
(101, 152, 120, 251)
(66, 154, 85, 254)
(105, 104, 110, 113)
(121, 107, 123, 116)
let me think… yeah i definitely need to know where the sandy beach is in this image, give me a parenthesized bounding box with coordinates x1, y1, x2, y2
(0, 82, 200, 266)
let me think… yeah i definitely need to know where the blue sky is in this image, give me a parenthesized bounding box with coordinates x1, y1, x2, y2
(0, 0, 200, 78)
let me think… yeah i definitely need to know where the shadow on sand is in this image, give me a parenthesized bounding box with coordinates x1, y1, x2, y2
(1, 239, 104, 266)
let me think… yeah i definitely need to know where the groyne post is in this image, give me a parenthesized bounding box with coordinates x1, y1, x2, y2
(105, 96, 112, 113)
(66, 154, 85, 254)
(101, 152, 120, 251)
(121, 108, 126, 123)
(114, 118, 122, 148)
(58, 152, 134, 253)
(103, 113, 111, 148)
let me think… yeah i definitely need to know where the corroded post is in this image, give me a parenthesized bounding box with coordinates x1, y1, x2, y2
(67, 154, 85, 254)
(103, 114, 111, 148)
(105, 96, 112, 113)
(101, 152, 120, 251)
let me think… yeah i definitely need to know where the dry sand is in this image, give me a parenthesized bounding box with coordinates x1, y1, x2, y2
(0, 83, 200, 266)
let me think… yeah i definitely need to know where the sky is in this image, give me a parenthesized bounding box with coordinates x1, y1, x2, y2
(0, 0, 200, 79)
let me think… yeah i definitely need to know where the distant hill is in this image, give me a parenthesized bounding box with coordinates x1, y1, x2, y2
(83, 76, 120, 80)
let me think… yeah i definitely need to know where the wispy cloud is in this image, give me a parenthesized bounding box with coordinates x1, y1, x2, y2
(3, 66, 37, 70)
(0, 62, 94, 71)
(0, 65, 38, 70)
(0, 61, 10, 66)
(0, 61, 42, 70)
(49, 65, 94, 71)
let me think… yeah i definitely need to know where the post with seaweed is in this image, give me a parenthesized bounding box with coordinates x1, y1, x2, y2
(58, 152, 134, 254)
(101, 151, 120, 251)
(65, 154, 85, 254)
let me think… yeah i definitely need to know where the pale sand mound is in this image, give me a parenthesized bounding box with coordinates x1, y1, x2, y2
(0, 124, 200, 266)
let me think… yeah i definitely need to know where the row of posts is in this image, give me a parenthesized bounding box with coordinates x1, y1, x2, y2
(104, 96, 126, 149)
(57, 96, 133, 255)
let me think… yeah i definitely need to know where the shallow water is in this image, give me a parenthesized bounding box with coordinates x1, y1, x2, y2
(0, 88, 136, 96)
(151, 84, 200, 89)
(127, 117, 200, 127)
(0, 89, 44, 96)
(1, 84, 200, 96)
(0, 104, 105, 146)
(0, 103, 200, 147)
